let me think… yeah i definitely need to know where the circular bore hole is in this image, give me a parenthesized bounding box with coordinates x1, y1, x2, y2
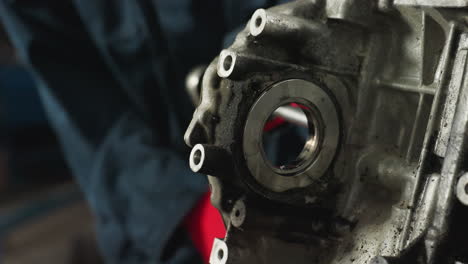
(217, 249, 224, 260)
(193, 149, 202, 165)
(465, 182, 468, 195)
(262, 103, 321, 174)
(223, 55, 233, 71)
(255, 16, 263, 28)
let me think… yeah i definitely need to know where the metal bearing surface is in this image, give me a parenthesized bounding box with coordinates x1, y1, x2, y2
(243, 79, 340, 192)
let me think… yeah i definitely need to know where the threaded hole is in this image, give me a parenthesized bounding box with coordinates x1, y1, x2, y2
(193, 149, 202, 165)
(218, 249, 224, 260)
(255, 16, 262, 27)
(223, 55, 233, 71)
(235, 209, 240, 217)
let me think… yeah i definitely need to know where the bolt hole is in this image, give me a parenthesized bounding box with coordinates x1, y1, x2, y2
(217, 249, 224, 260)
(193, 149, 202, 165)
(234, 209, 240, 217)
(465, 183, 468, 195)
(223, 55, 233, 71)
(255, 16, 263, 28)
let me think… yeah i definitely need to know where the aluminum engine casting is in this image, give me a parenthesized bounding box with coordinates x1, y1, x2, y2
(184, 0, 468, 263)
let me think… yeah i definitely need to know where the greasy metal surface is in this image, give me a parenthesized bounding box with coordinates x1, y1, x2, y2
(393, 0, 468, 7)
(434, 33, 468, 157)
(456, 173, 468, 206)
(243, 79, 339, 192)
(184, 0, 468, 263)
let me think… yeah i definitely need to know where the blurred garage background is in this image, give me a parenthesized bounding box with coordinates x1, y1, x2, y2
(0, 24, 102, 264)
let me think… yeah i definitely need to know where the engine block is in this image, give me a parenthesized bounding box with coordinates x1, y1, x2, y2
(184, 1, 468, 263)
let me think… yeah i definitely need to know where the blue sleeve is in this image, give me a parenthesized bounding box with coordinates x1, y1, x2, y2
(0, 1, 205, 263)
